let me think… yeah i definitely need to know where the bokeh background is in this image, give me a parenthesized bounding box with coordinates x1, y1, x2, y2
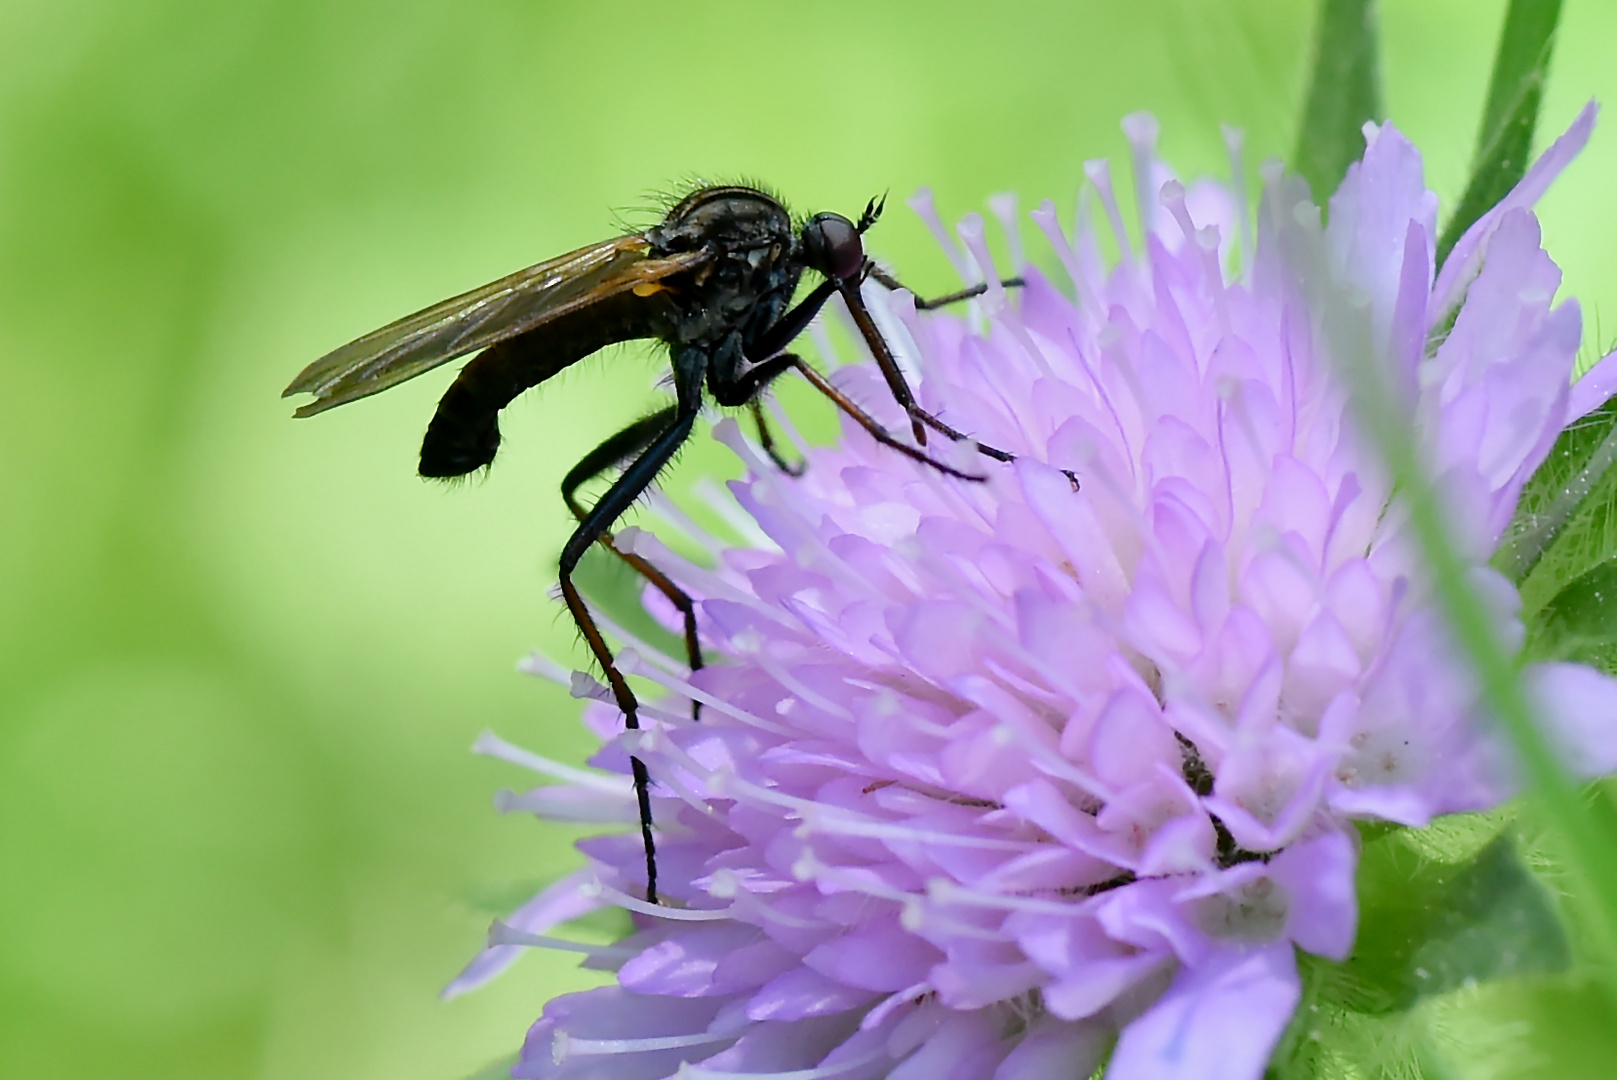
(4, 1, 1617, 1078)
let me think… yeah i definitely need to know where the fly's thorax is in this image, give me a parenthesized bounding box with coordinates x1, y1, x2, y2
(648, 187, 803, 349)
(658, 255, 803, 349)
(650, 186, 794, 252)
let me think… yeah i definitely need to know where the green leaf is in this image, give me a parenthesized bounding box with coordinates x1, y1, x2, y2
(1335, 832, 1570, 1014)
(1527, 558, 1617, 674)
(1436, 0, 1565, 266)
(1500, 398, 1617, 606)
(1293, 0, 1383, 206)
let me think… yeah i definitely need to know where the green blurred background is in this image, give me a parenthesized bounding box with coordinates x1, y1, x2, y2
(3, 2, 1616, 1078)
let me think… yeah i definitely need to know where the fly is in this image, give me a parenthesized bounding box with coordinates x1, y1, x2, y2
(285, 184, 1025, 902)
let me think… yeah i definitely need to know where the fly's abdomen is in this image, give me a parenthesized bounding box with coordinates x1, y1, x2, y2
(419, 292, 661, 477)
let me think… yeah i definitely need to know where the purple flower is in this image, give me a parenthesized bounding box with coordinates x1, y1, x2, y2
(456, 107, 1617, 1080)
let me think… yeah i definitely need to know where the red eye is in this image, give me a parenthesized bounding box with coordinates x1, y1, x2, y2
(803, 213, 865, 281)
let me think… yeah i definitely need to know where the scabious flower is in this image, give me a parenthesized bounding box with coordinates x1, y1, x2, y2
(455, 107, 1617, 1080)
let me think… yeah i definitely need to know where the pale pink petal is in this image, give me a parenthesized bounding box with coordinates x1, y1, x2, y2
(1569, 348, 1617, 423)
(1108, 944, 1300, 1080)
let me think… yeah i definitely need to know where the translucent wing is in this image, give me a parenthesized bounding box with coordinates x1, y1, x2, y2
(284, 235, 710, 417)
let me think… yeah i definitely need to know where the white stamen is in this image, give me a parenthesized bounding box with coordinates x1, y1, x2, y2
(1122, 111, 1163, 248)
(617, 517, 796, 629)
(926, 877, 1088, 916)
(614, 650, 795, 736)
(582, 877, 736, 922)
(1074, 182, 1107, 290)
(556, 1028, 739, 1060)
(988, 192, 1025, 269)
(958, 215, 1054, 381)
(1222, 124, 1252, 280)
(861, 982, 930, 1030)
(1159, 179, 1230, 336)
(569, 669, 613, 702)
(861, 278, 926, 386)
(956, 213, 1006, 311)
(1084, 159, 1134, 263)
(793, 856, 916, 906)
(472, 731, 629, 795)
(494, 787, 636, 823)
(797, 804, 1038, 851)
(907, 187, 977, 286)
(900, 895, 1007, 940)
(586, 602, 692, 679)
(749, 649, 855, 721)
(705, 869, 828, 929)
(517, 651, 572, 686)
(620, 732, 723, 819)
(643, 487, 731, 556)
(808, 319, 843, 370)
(1031, 199, 1100, 320)
(689, 475, 780, 552)
(487, 920, 637, 959)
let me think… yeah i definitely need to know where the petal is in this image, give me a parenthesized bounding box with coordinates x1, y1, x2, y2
(745, 965, 879, 1022)
(1107, 944, 1300, 1080)
(1569, 347, 1617, 424)
(993, 1017, 1112, 1080)
(1325, 121, 1438, 344)
(803, 917, 944, 992)
(1044, 952, 1172, 1020)
(890, 1007, 1010, 1080)
(444, 870, 601, 999)
(1525, 663, 1617, 777)
(618, 923, 766, 997)
(1267, 830, 1358, 960)
(1432, 101, 1597, 320)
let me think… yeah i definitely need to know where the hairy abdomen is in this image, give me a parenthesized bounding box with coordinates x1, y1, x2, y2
(420, 294, 658, 477)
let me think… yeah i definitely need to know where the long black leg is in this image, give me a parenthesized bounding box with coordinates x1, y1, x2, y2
(562, 406, 705, 722)
(837, 275, 1079, 487)
(748, 399, 804, 476)
(837, 279, 1025, 461)
(559, 379, 702, 906)
(740, 259, 1044, 476)
(866, 265, 1026, 310)
(748, 278, 838, 361)
(714, 351, 984, 482)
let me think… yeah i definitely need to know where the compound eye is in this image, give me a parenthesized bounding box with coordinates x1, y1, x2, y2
(805, 212, 864, 281)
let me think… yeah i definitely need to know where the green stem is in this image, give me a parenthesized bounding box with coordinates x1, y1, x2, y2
(1345, 335, 1617, 1001)
(1293, 0, 1383, 207)
(1436, 0, 1564, 266)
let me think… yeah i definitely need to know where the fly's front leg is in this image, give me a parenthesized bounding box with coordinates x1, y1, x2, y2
(866, 264, 1026, 310)
(558, 388, 701, 906)
(839, 277, 1022, 460)
(855, 267, 1080, 486)
(716, 352, 984, 482)
(563, 406, 705, 721)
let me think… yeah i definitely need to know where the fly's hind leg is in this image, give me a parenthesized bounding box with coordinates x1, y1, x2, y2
(562, 406, 706, 722)
(559, 390, 702, 906)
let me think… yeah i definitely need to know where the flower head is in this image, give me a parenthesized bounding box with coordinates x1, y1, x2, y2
(460, 107, 1617, 1080)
